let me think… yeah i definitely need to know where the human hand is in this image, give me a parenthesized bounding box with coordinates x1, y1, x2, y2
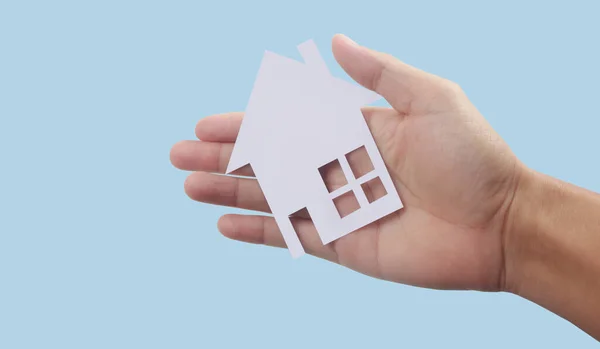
(170, 34, 522, 292)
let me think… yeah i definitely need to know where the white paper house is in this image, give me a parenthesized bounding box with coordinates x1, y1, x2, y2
(227, 40, 403, 258)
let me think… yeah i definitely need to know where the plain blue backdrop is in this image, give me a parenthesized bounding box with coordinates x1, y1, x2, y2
(1, 0, 599, 348)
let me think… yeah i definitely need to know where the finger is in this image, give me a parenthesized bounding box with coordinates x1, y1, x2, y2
(185, 172, 270, 212)
(170, 140, 255, 176)
(218, 214, 338, 262)
(332, 34, 454, 115)
(194, 107, 384, 144)
(195, 112, 243, 142)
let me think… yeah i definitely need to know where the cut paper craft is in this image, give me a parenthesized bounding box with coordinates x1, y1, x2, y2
(227, 39, 403, 258)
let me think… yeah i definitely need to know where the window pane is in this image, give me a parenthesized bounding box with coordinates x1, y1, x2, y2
(318, 158, 347, 193)
(333, 190, 360, 218)
(361, 176, 387, 203)
(345, 145, 374, 179)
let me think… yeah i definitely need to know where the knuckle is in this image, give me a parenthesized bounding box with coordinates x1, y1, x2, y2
(434, 78, 466, 106)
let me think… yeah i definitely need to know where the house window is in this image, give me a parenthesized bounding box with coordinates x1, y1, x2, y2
(318, 158, 347, 193)
(318, 145, 387, 218)
(361, 176, 387, 203)
(345, 145, 374, 179)
(332, 190, 360, 218)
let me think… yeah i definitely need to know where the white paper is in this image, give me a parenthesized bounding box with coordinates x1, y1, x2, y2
(227, 40, 403, 258)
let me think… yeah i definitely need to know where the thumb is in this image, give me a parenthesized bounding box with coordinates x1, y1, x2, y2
(332, 34, 444, 114)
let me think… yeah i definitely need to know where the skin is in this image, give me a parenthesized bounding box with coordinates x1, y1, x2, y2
(170, 34, 600, 339)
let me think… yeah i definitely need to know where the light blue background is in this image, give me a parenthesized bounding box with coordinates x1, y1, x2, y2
(1, 1, 599, 348)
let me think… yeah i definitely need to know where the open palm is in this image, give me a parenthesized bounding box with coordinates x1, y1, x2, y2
(170, 35, 521, 291)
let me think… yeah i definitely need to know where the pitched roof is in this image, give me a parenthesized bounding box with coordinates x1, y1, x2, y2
(227, 40, 380, 174)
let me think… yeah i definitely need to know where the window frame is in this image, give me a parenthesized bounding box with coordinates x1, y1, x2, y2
(319, 147, 387, 218)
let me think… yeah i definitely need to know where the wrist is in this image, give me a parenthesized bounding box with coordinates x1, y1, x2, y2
(501, 166, 600, 338)
(501, 166, 552, 295)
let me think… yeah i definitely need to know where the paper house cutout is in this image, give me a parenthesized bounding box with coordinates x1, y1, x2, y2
(227, 40, 403, 258)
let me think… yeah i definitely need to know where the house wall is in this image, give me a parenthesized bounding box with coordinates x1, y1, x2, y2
(239, 52, 401, 248)
(253, 114, 401, 246)
(308, 131, 403, 244)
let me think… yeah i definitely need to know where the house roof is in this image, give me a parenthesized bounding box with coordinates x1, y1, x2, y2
(226, 40, 380, 174)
